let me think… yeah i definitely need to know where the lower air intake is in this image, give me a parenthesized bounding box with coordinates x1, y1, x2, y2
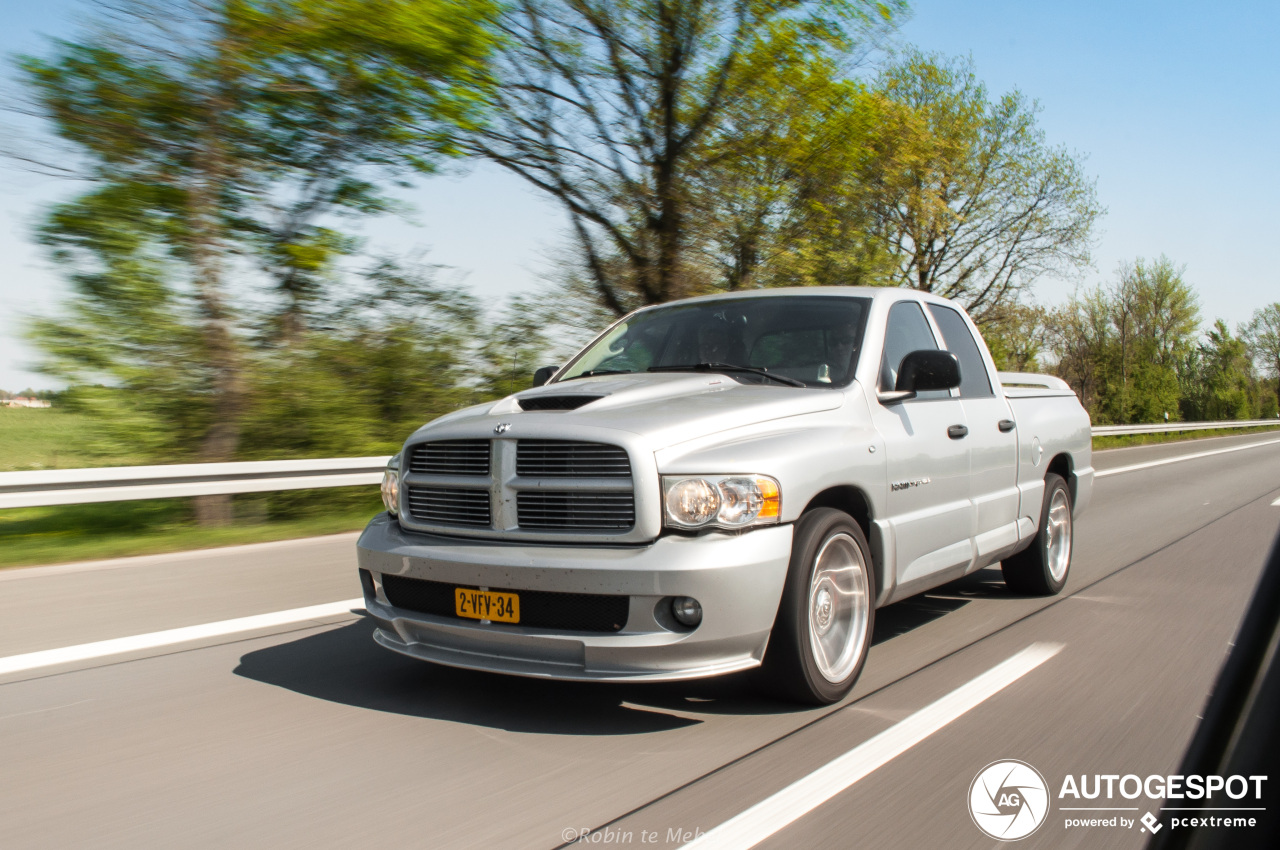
(380, 574, 629, 633)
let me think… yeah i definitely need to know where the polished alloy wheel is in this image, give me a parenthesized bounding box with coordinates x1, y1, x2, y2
(807, 532, 870, 683)
(1045, 488, 1072, 582)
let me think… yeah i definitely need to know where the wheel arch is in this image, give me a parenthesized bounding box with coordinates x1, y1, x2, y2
(801, 485, 886, 606)
(1046, 452, 1076, 503)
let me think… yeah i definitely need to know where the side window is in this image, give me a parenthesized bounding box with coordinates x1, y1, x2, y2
(880, 301, 948, 399)
(927, 304, 993, 398)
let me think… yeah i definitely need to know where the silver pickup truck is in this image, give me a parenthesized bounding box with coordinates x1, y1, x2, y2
(356, 287, 1093, 703)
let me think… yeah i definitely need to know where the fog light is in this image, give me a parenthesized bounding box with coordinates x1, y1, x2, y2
(671, 596, 703, 627)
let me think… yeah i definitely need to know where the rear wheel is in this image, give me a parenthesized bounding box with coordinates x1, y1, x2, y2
(765, 508, 875, 705)
(1002, 473, 1072, 595)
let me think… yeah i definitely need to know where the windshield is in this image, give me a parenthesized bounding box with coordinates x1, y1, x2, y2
(557, 295, 871, 388)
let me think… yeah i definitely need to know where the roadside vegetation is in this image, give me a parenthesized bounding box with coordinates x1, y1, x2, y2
(0, 492, 382, 570)
(0, 407, 138, 471)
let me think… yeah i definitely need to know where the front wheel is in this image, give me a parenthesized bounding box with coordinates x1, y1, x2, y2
(1002, 473, 1073, 595)
(765, 508, 876, 705)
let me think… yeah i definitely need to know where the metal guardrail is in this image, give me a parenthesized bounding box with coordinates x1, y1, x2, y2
(1090, 419, 1280, 437)
(0, 457, 390, 509)
(2, 420, 1278, 509)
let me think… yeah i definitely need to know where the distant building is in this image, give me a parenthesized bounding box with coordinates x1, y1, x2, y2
(3, 397, 51, 408)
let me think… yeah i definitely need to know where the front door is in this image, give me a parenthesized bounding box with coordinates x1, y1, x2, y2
(870, 301, 974, 596)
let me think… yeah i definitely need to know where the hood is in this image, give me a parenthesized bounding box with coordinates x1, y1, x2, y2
(421, 372, 847, 451)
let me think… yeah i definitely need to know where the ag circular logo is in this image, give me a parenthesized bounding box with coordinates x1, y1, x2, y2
(969, 760, 1050, 841)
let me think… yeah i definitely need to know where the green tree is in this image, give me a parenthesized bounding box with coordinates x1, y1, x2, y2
(1180, 320, 1256, 422)
(1045, 258, 1199, 424)
(1045, 286, 1113, 419)
(19, 0, 499, 522)
(1243, 303, 1280, 397)
(477, 295, 560, 399)
(471, 0, 901, 314)
(238, 258, 483, 461)
(679, 49, 1103, 317)
(982, 302, 1048, 372)
(864, 51, 1103, 322)
(687, 53, 897, 292)
(1106, 257, 1199, 423)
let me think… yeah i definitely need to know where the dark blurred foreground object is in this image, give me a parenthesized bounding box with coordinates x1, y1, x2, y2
(1148, 527, 1280, 849)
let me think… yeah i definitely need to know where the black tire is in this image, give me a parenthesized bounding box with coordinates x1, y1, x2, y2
(764, 508, 876, 705)
(1002, 473, 1073, 595)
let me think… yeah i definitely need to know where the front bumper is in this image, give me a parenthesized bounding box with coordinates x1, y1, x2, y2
(355, 513, 794, 682)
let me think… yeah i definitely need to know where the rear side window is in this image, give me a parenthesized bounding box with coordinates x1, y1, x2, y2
(927, 304, 993, 398)
(880, 302, 948, 399)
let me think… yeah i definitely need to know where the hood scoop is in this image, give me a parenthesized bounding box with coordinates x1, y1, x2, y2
(517, 394, 604, 411)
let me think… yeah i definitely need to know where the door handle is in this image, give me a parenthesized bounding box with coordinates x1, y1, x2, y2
(948, 424, 969, 439)
(998, 419, 1016, 432)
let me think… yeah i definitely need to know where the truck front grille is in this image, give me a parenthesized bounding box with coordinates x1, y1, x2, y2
(380, 574, 629, 633)
(399, 438, 638, 535)
(405, 487, 490, 526)
(408, 440, 490, 476)
(517, 491, 635, 530)
(516, 440, 631, 478)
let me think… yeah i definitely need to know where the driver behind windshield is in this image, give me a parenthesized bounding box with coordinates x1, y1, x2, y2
(696, 319, 746, 364)
(825, 319, 861, 383)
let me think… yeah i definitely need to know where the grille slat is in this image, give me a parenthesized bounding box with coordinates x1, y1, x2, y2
(516, 440, 632, 478)
(518, 492, 635, 530)
(381, 574, 629, 633)
(406, 487, 491, 526)
(409, 441, 490, 476)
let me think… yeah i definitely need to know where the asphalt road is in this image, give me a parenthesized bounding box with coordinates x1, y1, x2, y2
(2, 432, 1279, 849)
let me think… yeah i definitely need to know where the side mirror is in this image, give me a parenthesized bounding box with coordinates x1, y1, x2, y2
(896, 349, 961, 393)
(879, 350, 961, 403)
(532, 365, 559, 387)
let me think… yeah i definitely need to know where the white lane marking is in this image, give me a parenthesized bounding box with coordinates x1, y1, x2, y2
(0, 598, 363, 677)
(1272, 497, 1280, 506)
(680, 642, 1063, 850)
(1095, 437, 1280, 478)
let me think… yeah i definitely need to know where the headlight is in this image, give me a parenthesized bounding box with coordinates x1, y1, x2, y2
(662, 474, 780, 530)
(381, 454, 401, 516)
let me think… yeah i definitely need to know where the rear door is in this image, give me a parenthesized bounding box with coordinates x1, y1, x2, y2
(927, 303, 1020, 565)
(868, 300, 975, 595)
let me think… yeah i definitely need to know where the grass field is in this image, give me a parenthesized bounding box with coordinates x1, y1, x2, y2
(0, 406, 142, 471)
(0, 493, 382, 570)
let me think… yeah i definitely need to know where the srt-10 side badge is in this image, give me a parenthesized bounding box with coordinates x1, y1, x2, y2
(891, 477, 932, 491)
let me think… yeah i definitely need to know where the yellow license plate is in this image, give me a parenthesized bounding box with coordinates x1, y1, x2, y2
(455, 588, 520, 623)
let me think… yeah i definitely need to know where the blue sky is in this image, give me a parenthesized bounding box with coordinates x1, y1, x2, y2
(1, 0, 1277, 390)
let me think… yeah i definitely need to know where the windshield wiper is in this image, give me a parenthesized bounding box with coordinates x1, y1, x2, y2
(559, 369, 635, 382)
(647, 363, 806, 388)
